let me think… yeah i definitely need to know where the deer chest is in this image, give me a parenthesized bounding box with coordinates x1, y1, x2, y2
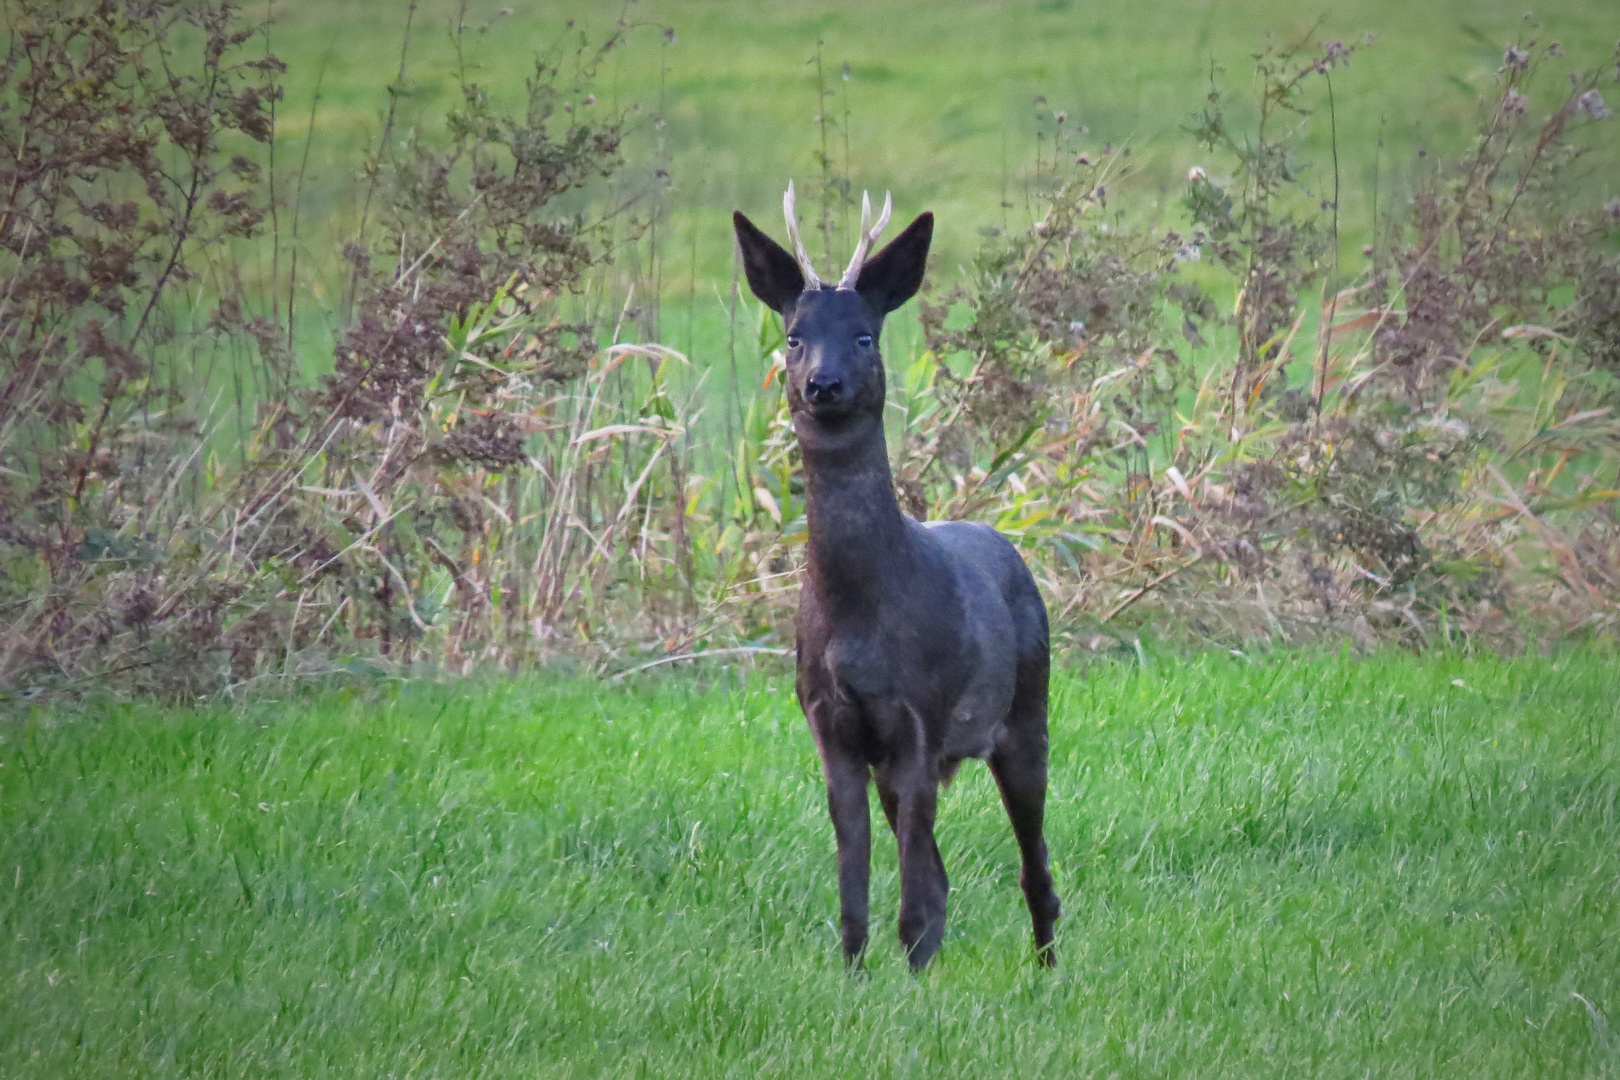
(823, 634, 895, 699)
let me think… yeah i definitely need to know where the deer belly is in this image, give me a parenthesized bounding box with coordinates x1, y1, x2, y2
(941, 672, 1015, 760)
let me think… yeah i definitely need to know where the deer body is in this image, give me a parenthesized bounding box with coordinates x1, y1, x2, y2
(734, 190, 1061, 970)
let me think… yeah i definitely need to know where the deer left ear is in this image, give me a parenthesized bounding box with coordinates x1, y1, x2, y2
(734, 211, 805, 314)
(855, 212, 932, 315)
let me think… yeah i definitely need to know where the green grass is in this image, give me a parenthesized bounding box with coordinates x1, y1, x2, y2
(196, 0, 1620, 421)
(234, 0, 1620, 417)
(3, 650, 1618, 1077)
(263, 0, 1620, 290)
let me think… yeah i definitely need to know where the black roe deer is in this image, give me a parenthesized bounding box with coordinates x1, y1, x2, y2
(733, 185, 1061, 970)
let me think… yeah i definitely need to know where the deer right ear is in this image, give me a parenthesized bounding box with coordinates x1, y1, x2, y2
(855, 212, 932, 316)
(734, 211, 805, 314)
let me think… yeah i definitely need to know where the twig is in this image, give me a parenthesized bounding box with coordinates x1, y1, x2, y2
(608, 646, 791, 681)
(346, 0, 416, 317)
(1313, 69, 1341, 417)
(287, 49, 329, 353)
(1101, 561, 1195, 624)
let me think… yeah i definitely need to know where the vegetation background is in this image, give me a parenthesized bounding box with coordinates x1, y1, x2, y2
(3, 0, 1618, 695)
(267, 0, 1617, 295)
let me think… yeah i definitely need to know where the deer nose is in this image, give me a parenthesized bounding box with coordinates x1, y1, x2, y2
(804, 375, 844, 404)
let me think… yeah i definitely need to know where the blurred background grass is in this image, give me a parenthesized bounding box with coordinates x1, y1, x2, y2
(266, 0, 1620, 325)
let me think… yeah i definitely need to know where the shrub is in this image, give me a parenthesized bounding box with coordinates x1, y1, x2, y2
(4, 14, 1617, 700)
(0, 4, 695, 697)
(889, 35, 1620, 652)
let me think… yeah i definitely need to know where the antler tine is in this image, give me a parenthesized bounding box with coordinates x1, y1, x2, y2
(837, 190, 893, 289)
(870, 190, 893, 242)
(782, 181, 822, 289)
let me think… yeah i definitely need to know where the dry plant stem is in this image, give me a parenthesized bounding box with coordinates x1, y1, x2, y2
(608, 646, 793, 680)
(1314, 70, 1342, 417)
(1101, 562, 1195, 624)
(346, 0, 416, 315)
(4, 27, 1617, 698)
(287, 53, 329, 352)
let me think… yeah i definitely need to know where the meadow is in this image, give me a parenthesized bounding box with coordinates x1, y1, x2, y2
(3, 4, 1619, 1074)
(266, 0, 1620, 298)
(3, 650, 1618, 1077)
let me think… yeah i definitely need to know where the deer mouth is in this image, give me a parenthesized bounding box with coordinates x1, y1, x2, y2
(799, 394, 865, 424)
(810, 399, 856, 422)
(791, 381, 858, 423)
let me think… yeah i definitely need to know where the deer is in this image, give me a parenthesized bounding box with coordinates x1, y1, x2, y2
(732, 185, 1061, 971)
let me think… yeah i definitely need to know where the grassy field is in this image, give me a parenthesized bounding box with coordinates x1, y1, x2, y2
(266, 0, 1620, 314)
(233, 0, 1620, 446)
(2, 650, 1617, 1077)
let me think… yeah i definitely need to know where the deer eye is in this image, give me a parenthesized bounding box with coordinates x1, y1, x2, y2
(786, 335, 802, 350)
(856, 334, 873, 348)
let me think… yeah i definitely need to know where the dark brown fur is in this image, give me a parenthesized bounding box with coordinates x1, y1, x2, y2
(734, 207, 1061, 970)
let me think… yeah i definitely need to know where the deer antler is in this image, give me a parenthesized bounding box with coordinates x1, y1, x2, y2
(782, 181, 822, 289)
(837, 190, 892, 290)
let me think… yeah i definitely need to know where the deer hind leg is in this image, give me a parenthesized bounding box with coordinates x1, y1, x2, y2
(875, 767, 948, 967)
(990, 691, 1061, 967)
(822, 751, 872, 967)
(877, 765, 953, 966)
(878, 757, 948, 971)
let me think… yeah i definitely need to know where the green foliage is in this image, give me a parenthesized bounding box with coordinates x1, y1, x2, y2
(3, 6, 1619, 698)
(1187, 37, 1353, 376)
(0, 0, 289, 697)
(878, 35, 1620, 651)
(0, 7, 665, 696)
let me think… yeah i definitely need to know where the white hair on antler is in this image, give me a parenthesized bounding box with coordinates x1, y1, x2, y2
(781, 181, 822, 289)
(836, 190, 892, 290)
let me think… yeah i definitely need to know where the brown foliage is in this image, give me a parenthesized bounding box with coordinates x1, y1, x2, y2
(3, 16, 1617, 700)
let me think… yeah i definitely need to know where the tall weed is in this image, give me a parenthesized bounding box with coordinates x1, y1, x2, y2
(2, 14, 1617, 699)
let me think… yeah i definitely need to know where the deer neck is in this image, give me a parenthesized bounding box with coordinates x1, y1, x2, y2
(800, 418, 908, 613)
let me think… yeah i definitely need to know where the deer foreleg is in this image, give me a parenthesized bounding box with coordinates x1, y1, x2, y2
(823, 752, 871, 966)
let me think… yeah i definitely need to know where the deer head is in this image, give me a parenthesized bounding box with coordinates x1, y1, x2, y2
(734, 185, 932, 448)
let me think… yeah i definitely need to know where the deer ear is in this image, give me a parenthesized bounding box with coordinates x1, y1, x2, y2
(856, 212, 932, 315)
(734, 211, 805, 314)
